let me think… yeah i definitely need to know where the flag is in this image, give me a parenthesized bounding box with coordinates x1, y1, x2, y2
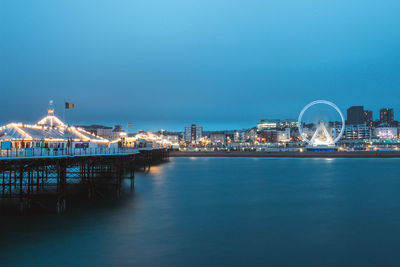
(127, 123, 133, 127)
(65, 102, 75, 109)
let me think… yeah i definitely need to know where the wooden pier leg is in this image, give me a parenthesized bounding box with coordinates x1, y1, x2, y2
(130, 167, 135, 190)
(19, 198, 25, 213)
(36, 167, 40, 192)
(56, 159, 67, 213)
(2, 170, 5, 195)
(19, 198, 30, 213)
(19, 164, 23, 199)
(8, 170, 11, 196)
(56, 196, 66, 214)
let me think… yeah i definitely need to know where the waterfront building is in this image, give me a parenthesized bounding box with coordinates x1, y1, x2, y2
(379, 108, 394, 125)
(209, 133, 226, 146)
(121, 131, 178, 149)
(347, 106, 366, 125)
(257, 119, 278, 130)
(258, 130, 277, 143)
(257, 119, 298, 130)
(234, 130, 246, 142)
(374, 127, 398, 139)
(281, 119, 299, 129)
(79, 125, 125, 140)
(290, 128, 302, 141)
(245, 128, 257, 142)
(344, 125, 372, 140)
(277, 128, 291, 142)
(225, 132, 234, 144)
(184, 124, 203, 144)
(109, 125, 124, 140)
(97, 126, 114, 139)
(163, 135, 179, 143)
(0, 104, 109, 150)
(80, 125, 112, 136)
(161, 134, 180, 149)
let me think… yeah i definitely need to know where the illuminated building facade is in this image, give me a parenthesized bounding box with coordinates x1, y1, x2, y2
(344, 125, 372, 140)
(379, 108, 394, 125)
(257, 119, 298, 130)
(245, 128, 257, 142)
(234, 130, 245, 142)
(120, 131, 178, 149)
(184, 124, 203, 143)
(364, 110, 373, 126)
(374, 127, 398, 139)
(210, 133, 226, 146)
(258, 130, 277, 143)
(277, 128, 291, 142)
(257, 120, 278, 130)
(80, 125, 125, 141)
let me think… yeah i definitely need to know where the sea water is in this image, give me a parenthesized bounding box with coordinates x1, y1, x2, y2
(1, 158, 400, 266)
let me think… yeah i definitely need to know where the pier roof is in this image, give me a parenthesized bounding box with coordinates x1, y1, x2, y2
(0, 115, 108, 143)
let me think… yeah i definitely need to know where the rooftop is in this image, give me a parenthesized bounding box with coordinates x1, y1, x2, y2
(0, 103, 108, 143)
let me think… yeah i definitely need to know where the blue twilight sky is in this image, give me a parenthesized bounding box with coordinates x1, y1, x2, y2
(1, 0, 400, 131)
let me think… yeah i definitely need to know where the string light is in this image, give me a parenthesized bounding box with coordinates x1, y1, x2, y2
(0, 111, 108, 143)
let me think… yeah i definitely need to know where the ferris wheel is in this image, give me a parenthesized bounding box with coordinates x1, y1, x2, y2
(297, 100, 345, 146)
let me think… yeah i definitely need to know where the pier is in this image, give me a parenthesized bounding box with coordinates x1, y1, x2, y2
(0, 148, 169, 213)
(0, 103, 171, 212)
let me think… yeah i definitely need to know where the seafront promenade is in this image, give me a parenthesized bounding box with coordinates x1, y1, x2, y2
(170, 150, 400, 158)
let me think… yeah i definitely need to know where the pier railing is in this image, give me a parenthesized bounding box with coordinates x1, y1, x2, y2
(0, 147, 140, 159)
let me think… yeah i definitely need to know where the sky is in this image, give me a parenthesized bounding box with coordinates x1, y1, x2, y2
(1, 0, 400, 131)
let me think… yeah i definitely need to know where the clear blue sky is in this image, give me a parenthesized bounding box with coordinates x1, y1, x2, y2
(1, 0, 400, 131)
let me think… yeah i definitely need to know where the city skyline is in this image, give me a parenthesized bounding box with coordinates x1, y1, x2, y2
(2, 0, 400, 125)
(0, 99, 398, 133)
(0, 97, 399, 132)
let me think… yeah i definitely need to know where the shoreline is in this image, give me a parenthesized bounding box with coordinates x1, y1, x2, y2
(169, 151, 400, 158)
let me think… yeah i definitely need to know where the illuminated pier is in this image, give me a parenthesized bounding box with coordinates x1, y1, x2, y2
(0, 102, 170, 212)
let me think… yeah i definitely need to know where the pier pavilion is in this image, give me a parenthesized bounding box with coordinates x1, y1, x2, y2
(0, 104, 109, 152)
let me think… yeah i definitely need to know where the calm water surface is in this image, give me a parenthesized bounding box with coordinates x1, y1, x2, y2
(1, 158, 400, 266)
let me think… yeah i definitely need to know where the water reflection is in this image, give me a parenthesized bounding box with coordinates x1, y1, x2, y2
(2, 158, 400, 266)
(147, 164, 164, 175)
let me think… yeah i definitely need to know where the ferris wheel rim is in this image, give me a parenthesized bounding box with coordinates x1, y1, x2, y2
(297, 100, 345, 145)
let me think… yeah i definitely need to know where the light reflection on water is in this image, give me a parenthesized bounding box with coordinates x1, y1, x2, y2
(1, 158, 400, 266)
(148, 164, 165, 175)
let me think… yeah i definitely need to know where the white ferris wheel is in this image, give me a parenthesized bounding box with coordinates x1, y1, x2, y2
(297, 100, 345, 147)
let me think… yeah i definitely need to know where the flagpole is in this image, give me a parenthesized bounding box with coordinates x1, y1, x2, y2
(126, 123, 132, 135)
